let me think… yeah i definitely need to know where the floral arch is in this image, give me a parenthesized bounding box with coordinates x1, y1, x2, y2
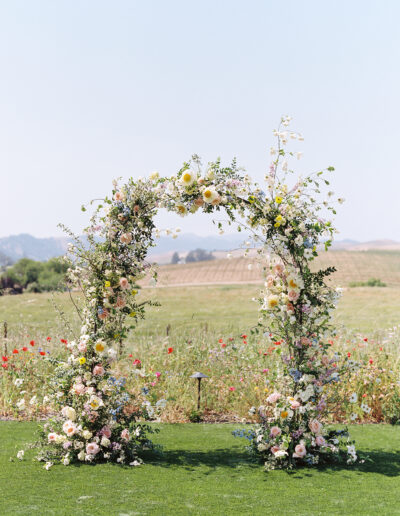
(38, 117, 357, 469)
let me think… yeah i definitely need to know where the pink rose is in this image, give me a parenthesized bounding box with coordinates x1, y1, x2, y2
(271, 445, 280, 454)
(114, 191, 124, 201)
(309, 419, 323, 434)
(73, 382, 85, 395)
(288, 290, 299, 302)
(266, 392, 281, 404)
(119, 277, 130, 290)
(316, 435, 326, 447)
(101, 425, 112, 438)
(86, 442, 100, 455)
(93, 364, 105, 376)
(290, 400, 301, 410)
(293, 443, 307, 458)
(301, 337, 311, 347)
(120, 233, 132, 244)
(121, 429, 130, 441)
(270, 426, 282, 438)
(266, 275, 275, 288)
(274, 264, 284, 275)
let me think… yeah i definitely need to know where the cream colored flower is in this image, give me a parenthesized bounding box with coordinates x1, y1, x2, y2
(180, 170, 196, 187)
(202, 187, 219, 204)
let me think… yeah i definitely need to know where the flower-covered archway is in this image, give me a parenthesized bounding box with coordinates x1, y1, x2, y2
(38, 117, 357, 469)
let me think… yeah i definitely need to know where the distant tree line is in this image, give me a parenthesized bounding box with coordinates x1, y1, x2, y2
(0, 257, 68, 294)
(171, 248, 215, 264)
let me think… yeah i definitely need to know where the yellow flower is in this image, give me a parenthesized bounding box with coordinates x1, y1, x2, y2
(104, 281, 111, 288)
(275, 214, 284, 223)
(248, 195, 256, 204)
(129, 311, 137, 317)
(95, 342, 105, 353)
(254, 386, 259, 391)
(131, 289, 138, 296)
(264, 388, 269, 393)
(79, 357, 86, 365)
(275, 196, 283, 204)
(280, 410, 289, 419)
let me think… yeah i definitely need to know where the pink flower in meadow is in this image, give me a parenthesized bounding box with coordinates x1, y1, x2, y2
(72, 382, 85, 395)
(121, 429, 130, 441)
(266, 392, 281, 404)
(316, 435, 326, 447)
(262, 369, 269, 374)
(119, 277, 130, 290)
(293, 444, 307, 458)
(101, 426, 112, 438)
(93, 364, 105, 376)
(120, 233, 132, 244)
(266, 275, 275, 287)
(48, 432, 58, 442)
(288, 290, 299, 302)
(270, 426, 282, 438)
(274, 264, 284, 275)
(290, 400, 301, 410)
(155, 372, 161, 378)
(78, 342, 87, 353)
(151, 381, 156, 386)
(86, 442, 100, 455)
(228, 387, 235, 392)
(271, 445, 281, 454)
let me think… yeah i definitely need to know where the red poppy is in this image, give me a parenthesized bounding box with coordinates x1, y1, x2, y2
(369, 359, 373, 365)
(167, 347, 173, 354)
(60, 339, 67, 344)
(241, 334, 247, 339)
(347, 352, 351, 358)
(243, 340, 247, 344)
(379, 347, 383, 351)
(12, 349, 19, 354)
(218, 338, 223, 343)
(22, 347, 28, 352)
(46, 337, 51, 342)
(221, 343, 227, 348)
(30, 340, 35, 346)
(39, 351, 46, 356)
(362, 393, 367, 398)
(133, 359, 141, 365)
(2, 356, 8, 362)
(363, 338, 368, 342)
(1, 363, 7, 369)
(228, 386, 235, 391)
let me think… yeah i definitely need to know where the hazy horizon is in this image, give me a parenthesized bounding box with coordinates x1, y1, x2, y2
(2, 0, 400, 241)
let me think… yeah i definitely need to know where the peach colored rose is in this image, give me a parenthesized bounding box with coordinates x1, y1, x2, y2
(93, 364, 105, 376)
(121, 429, 130, 441)
(309, 419, 323, 434)
(270, 426, 282, 438)
(78, 342, 87, 353)
(266, 275, 275, 288)
(116, 296, 126, 308)
(288, 290, 299, 302)
(271, 445, 280, 454)
(119, 277, 130, 290)
(72, 382, 85, 395)
(286, 302, 295, 313)
(114, 191, 124, 201)
(133, 205, 140, 213)
(316, 435, 326, 446)
(290, 400, 301, 410)
(301, 337, 311, 347)
(274, 264, 284, 275)
(194, 197, 204, 207)
(86, 442, 100, 455)
(120, 233, 132, 244)
(293, 443, 307, 458)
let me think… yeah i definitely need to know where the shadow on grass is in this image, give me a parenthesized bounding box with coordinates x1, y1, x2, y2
(141, 448, 400, 477)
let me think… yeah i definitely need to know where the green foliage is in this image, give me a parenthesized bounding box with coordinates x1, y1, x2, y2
(185, 248, 215, 263)
(349, 277, 387, 288)
(1, 257, 68, 293)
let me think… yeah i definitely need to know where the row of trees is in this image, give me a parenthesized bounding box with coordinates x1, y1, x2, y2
(170, 248, 215, 264)
(0, 257, 68, 294)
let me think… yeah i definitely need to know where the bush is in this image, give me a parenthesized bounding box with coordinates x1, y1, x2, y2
(349, 278, 387, 288)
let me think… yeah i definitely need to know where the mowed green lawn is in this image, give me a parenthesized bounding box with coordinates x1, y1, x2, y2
(1, 285, 399, 339)
(1, 422, 399, 515)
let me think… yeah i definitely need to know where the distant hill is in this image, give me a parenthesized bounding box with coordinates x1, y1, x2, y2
(1, 233, 399, 265)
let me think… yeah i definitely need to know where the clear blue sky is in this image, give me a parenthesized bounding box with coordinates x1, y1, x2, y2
(1, 0, 399, 241)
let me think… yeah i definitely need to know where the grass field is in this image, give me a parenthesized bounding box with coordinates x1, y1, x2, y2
(1, 283, 399, 340)
(1, 422, 400, 515)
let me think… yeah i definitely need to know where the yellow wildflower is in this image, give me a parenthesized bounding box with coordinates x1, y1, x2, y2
(79, 357, 86, 365)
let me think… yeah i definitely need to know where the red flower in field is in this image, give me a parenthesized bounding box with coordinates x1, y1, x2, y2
(1, 363, 7, 369)
(369, 359, 373, 365)
(60, 339, 67, 344)
(241, 334, 247, 339)
(218, 338, 223, 343)
(22, 347, 28, 352)
(243, 340, 247, 344)
(347, 352, 351, 358)
(229, 337, 234, 342)
(228, 386, 235, 392)
(363, 338, 368, 342)
(12, 349, 19, 354)
(221, 343, 227, 348)
(128, 354, 133, 358)
(46, 337, 51, 342)
(2, 356, 8, 362)
(167, 347, 173, 354)
(133, 359, 141, 366)
(379, 347, 383, 352)
(30, 340, 35, 346)
(362, 393, 367, 398)
(39, 351, 46, 356)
